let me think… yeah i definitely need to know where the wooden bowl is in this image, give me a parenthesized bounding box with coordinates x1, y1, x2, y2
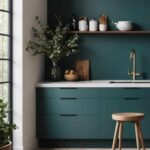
(64, 74, 79, 81)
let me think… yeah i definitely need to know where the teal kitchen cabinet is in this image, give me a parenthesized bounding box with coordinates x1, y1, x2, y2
(36, 87, 101, 139)
(140, 99, 150, 139)
(101, 88, 150, 139)
(101, 88, 150, 98)
(37, 115, 101, 139)
(37, 98, 101, 115)
(36, 88, 100, 99)
(36, 87, 150, 140)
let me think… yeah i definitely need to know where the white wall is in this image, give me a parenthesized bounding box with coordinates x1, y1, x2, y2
(13, 0, 23, 149)
(13, 0, 47, 150)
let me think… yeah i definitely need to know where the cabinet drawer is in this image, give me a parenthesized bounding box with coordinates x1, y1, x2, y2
(101, 88, 150, 98)
(37, 98, 101, 115)
(36, 88, 100, 99)
(36, 115, 101, 139)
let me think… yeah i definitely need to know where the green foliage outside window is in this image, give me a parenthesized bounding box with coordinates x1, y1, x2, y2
(0, 99, 17, 147)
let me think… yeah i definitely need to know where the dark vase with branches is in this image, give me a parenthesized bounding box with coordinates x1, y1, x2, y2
(26, 16, 79, 81)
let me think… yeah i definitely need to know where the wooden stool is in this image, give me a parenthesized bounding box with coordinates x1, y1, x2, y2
(112, 113, 145, 150)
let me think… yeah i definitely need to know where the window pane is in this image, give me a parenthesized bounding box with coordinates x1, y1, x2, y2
(0, 0, 9, 10)
(0, 12, 9, 34)
(0, 83, 10, 122)
(0, 83, 9, 102)
(0, 60, 9, 82)
(0, 36, 9, 58)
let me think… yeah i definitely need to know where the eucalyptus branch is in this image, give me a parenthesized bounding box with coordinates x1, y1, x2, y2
(26, 15, 79, 62)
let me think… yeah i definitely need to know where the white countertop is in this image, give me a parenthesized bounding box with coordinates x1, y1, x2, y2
(36, 80, 150, 88)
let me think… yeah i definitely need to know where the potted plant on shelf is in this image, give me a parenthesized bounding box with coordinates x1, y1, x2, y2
(26, 15, 79, 81)
(0, 99, 17, 150)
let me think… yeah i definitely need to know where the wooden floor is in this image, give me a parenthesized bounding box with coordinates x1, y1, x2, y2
(37, 148, 149, 150)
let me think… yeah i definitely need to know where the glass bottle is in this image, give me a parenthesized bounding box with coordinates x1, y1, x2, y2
(70, 14, 78, 31)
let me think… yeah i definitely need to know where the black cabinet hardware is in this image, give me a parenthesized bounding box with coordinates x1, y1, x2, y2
(60, 114, 77, 117)
(124, 97, 139, 100)
(60, 88, 77, 90)
(60, 98, 77, 100)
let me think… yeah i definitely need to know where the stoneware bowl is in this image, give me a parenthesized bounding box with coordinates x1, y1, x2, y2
(114, 21, 133, 31)
(64, 74, 79, 81)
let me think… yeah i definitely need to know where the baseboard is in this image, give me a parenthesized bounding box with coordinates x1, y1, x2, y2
(13, 146, 24, 150)
(23, 138, 37, 150)
(38, 139, 150, 148)
(13, 139, 37, 150)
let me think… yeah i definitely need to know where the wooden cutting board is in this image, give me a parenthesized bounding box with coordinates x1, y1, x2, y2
(76, 60, 89, 80)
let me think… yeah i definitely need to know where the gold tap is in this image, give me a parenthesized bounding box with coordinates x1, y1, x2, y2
(128, 49, 141, 80)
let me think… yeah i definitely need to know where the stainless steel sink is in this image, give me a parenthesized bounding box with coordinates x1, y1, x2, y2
(109, 81, 150, 83)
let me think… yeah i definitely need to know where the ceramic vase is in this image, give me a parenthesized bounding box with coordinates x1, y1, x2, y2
(50, 60, 61, 81)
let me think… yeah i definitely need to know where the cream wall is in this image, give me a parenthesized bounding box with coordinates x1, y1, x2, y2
(13, 0, 47, 150)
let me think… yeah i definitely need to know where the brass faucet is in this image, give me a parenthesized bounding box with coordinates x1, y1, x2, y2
(128, 49, 140, 80)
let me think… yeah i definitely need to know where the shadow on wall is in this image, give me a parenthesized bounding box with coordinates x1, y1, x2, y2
(48, 0, 75, 25)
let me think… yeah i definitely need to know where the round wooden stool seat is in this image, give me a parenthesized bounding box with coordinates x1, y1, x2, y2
(112, 112, 144, 121)
(112, 112, 145, 150)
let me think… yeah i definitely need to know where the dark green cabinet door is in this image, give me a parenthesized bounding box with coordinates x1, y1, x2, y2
(101, 97, 142, 139)
(36, 88, 100, 99)
(36, 87, 101, 139)
(101, 88, 150, 98)
(140, 99, 150, 139)
(37, 115, 101, 139)
(37, 98, 101, 115)
(141, 113, 150, 139)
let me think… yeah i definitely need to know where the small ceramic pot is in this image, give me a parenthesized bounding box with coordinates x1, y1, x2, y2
(89, 19, 98, 31)
(78, 20, 88, 31)
(0, 141, 11, 150)
(99, 24, 107, 31)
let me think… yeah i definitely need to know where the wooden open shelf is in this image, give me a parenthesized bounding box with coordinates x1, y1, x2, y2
(69, 31, 150, 34)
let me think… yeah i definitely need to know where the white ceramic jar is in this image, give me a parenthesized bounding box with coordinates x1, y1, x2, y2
(78, 20, 88, 31)
(89, 19, 98, 31)
(99, 24, 107, 31)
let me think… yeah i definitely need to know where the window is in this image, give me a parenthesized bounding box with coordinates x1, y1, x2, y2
(0, 0, 13, 120)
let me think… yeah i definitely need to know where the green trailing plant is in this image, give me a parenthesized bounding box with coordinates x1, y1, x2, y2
(0, 99, 17, 147)
(26, 15, 79, 63)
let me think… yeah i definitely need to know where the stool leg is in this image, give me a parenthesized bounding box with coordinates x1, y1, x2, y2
(137, 121, 145, 150)
(112, 121, 120, 150)
(135, 121, 140, 150)
(118, 122, 123, 150)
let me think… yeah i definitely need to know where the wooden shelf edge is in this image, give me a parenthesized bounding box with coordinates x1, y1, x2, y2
(69, 31, 150, 34)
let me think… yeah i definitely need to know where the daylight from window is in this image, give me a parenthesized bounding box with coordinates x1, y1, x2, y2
(0, 0, 11, 104)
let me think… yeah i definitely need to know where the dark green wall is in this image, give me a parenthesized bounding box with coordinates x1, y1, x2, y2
(46, 0, 150, 80)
